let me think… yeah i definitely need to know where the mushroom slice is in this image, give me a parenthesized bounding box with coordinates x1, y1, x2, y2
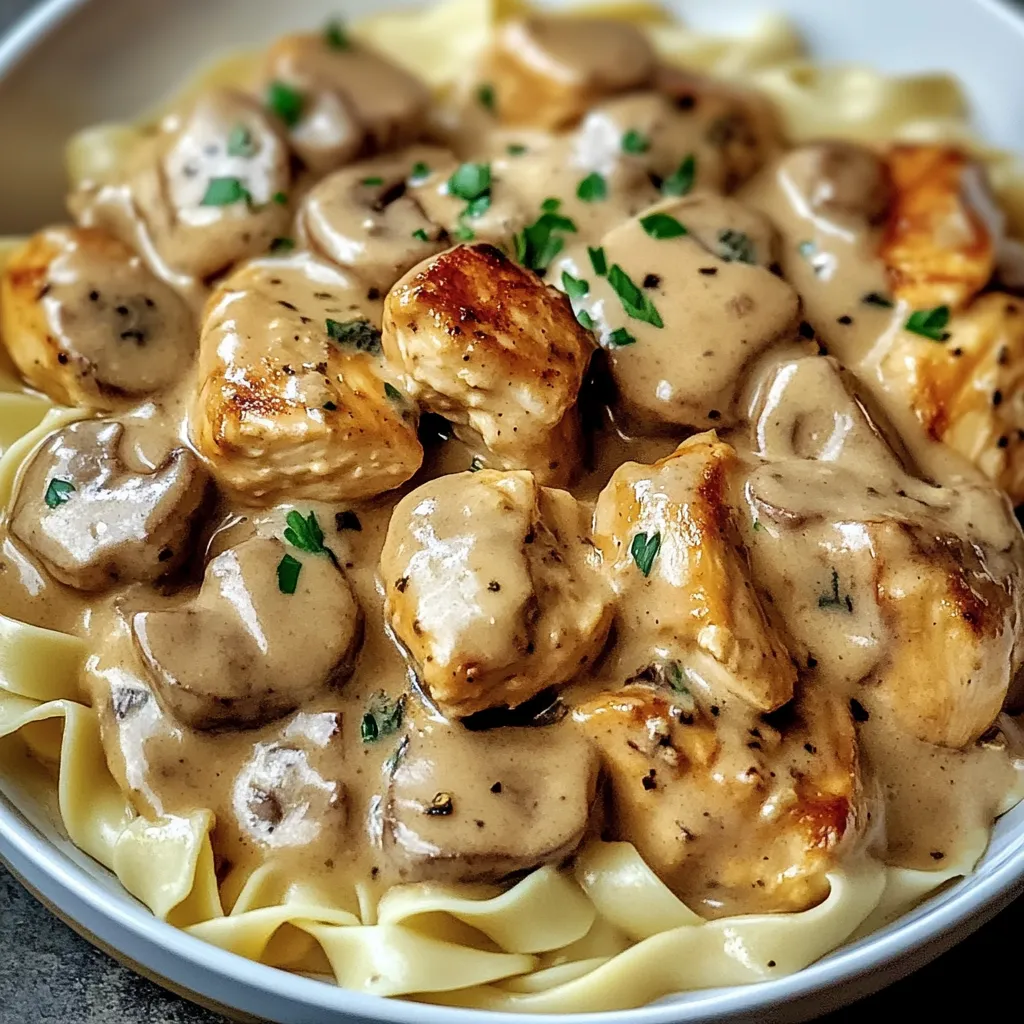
(265, 34, 430, 157)
(0, 227, 195, 408)
(383, 243, 593, 486)
(482, 17, 655, 130)
(383, 721, 598, 884)
(594, 432, 796, 713)
(566, 194, 799, 431)
(879, 292, 1024, 503)
(881, 145, 1000, 312)
(873, 520, 1021, 749)
(192, 252, 422, 503)
(72, 88, 291, 281)
(380, 469, 613, 718)
(299, 147, 451, 292)
(10, 419, 209, 591)
(133, 536, 363, 730)
(573, 684, 864, 915)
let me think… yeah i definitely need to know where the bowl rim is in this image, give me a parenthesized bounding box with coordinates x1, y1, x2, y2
(2, 0, 1024, 1020)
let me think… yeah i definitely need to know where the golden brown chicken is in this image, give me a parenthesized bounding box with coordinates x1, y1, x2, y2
(383, 243, 594, 486)
(380, 468, 614, 718)
(192, 251, 422, 503)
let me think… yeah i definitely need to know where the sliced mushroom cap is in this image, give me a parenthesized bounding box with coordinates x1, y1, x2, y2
(483, 17, 655, 130)
(10, 419, 209, 591)
(266, 34, 430, 157)
(0, 227, 196, 408)
(562, 194, 799, 431)
(133, 536, 363, 730)
(381, 468, 614, 718)
(300, 148, 451, 292)
(383, 721, 599, 884)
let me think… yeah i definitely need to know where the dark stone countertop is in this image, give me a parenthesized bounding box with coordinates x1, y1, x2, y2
(0, 0, 1021, 1019)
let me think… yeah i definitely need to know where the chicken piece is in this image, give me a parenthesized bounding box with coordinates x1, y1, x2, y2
(383, 243, 593, 486)
(873, 520, 1021, 748)
(72, 89, 291, 282)
(574, 684, 863, 915)
(482, 17, 655, 131)
(383, 721, 598, 883)
(881, 145, 999, 312)
(563, 194, 800, 431)
(192, 252, 422, 503)
(380, 469, 613, 718)
(299, 148, 451, 292)
(265, 34, 430, 162)
(10, 419, 209, 591)
(133, 536, 363, 730)
(594, 432, 796, 713)
(0, 227, 196, 408)
(880, 292, 1024, 502)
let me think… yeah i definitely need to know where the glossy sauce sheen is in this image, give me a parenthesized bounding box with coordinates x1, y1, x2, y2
(2, 21, 1024, 924)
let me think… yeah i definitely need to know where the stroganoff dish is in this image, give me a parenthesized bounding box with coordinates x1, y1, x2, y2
(2, 0, 1024, 1011)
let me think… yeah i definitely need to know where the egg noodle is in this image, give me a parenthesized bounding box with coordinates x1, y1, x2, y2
(0, 0, 1017, 1012)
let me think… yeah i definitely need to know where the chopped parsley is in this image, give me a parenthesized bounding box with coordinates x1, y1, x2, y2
(453, 224, 476, 241)
(200, 177, 251, 206)
(226, 123, 257, 158)
(608, 264, 664, 327)
(325, 317, 382, 354)
(588, 246, 608, 276)
(541, 197, 561, 213)
(384, 382, 403, 402)
(277, 553, 302, 594)
(818, 568, 853, 612)
(411, 227, 430, 242)
(361, 176, 384, 186)
(862, 291, 895, 308)
(361, 692, 405, 743)
(409, 161, 431, 185)
(44, 478, 75, 509)
(507, 143, 527, 156)
(577, 172, 607, 203)
(561, 271, 589, 302)
(514, 207, 578, 273)
(323, 18, 350, 50)
(905, 305, 950, 342)
(336, 510, 362, 532)
(284, 509, 327, 555)
(630, 531, 661, 577)
(269, 236, 295, 253)
(576, 309, 596, 330)
(622, 129, 650, 154)
(662, 154, 696, 196)
(266, 80, 304, 128)
(272, 191, 288, 206)
(465, 194, 491, 219)
(447, 162, 491, 201)
(608, 327, 636, 347)
(477, 83, 496, 112)
(717, 229, 756, 264)
(469, 456, 484, 472)
(640, 213, 688, 240)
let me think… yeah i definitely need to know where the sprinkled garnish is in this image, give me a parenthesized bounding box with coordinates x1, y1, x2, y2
(630, 531, 661, 576)
(266, 80, 305, 128)
(662, 154, 696, 196)
(640, 213, 688, 240)
(44, 478, 75, 509)
(905, 305, 951, 342)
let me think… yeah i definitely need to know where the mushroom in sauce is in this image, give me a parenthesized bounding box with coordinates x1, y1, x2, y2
(133, 535, 363, 730)
(0, 227, 196, 408)
(10, 419, 209, 591)
(380, 468, 614, 718)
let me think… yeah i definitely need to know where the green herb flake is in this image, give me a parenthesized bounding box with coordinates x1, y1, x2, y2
(905, 305, 951, 342)
(469, 456, 484, 472)
(640, 213, 688, 240)
(454, 223, 476, 241)
(513, 208, 578, 273)
(447, 162, 491, 201)
(818, 568, 854, 612)
(384, 382, 403, 402)
(561, 271, 589, 302)
(412, 227, 430, 242)
(862, 291, 895, 309)
(272, 191, 288, 206)
(752, 519, 764, 533)
(269, 236, 295, 254)
(577, 309, 596, 330)
(608, 327, 636, 347)
(361, 176, 385, 187)
(226, 123, 257, 158)
(717, 229, 756, 265)
(465, 194, 492, 219)
(507, 143, 528, 156)
(44, 478, 75, 509)
(608, 264, 664, 327)
(361, 692, 405, 743)
(323, 17, 350, 50)
(667, 660, 688, 693)
(662, 154, 696, 197)
(266, 80, 305, 128)
(409, 161, 431, 185)
(630, 531, 661, 577)
(277, 553, 302, 594)
(326, 317, 382, 354)
(588, 246, 608, 276)
(621, 129, 650, 154)
(284, 509, 327, 555)
(200, 177, 251, 207)
(576, 172, 607, 203)
(477, 83, 496, 112)
(541, 197, 561, 213)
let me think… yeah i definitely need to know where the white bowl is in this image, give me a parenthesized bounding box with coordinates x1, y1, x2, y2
(2, 0, 1024, 1020)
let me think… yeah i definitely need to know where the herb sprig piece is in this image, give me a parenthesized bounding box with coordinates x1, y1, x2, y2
(200, 177, 251, 206)
(44, 478, 75, 509)
(905, 305, 951, 342)
(514, 207, 578, 273)
(326, 317, 383, 354)
(640, 213, 688, 240)
(361, 692, 405, 743)
(277, 553, 302, 595)
(227, 124, 257, 158)
(266, 81, 305, 128)
(631, 531, 661, 576)
(608, 264, 664, 327)
(577, 172, 607, 202)
(662, 154, 696, 196)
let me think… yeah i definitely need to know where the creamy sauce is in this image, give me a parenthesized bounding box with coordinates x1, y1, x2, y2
(2, 15, 1024, 929)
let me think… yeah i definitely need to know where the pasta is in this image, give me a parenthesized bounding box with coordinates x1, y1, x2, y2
(2, 0, 1023, 1014)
